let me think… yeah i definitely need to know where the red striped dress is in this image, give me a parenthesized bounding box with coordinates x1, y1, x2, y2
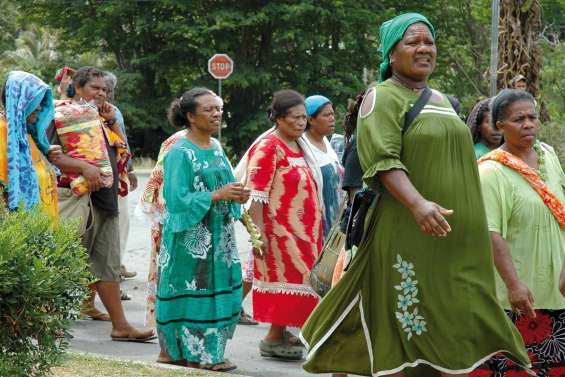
(246, 133, 322, 327)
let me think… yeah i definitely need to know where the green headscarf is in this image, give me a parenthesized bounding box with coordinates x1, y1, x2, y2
(378, 13, 436, 82)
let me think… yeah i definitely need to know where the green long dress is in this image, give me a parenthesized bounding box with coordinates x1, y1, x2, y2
(300, 80, 531, 376)
(156, 138, 242, 364)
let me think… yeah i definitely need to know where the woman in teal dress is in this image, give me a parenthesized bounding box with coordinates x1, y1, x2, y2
(466, 98, 502, 159)
(156, 88, 249, 372)
(300, 13, 531, 376)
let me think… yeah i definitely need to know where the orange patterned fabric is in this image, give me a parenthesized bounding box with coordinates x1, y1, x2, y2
(139, 130, 187, 327)
(478, 148, 565, 229)
(0, 116, 58, 219)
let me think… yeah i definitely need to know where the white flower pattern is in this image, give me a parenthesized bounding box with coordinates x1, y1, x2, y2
(183, 223, 212, 260)
(393, 254, 428, 340)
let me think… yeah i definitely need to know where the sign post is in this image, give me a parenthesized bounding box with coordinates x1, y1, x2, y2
(208, 54, 234, 141)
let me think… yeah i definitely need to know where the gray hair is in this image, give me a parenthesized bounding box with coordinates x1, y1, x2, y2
(104, 71, 118, 101)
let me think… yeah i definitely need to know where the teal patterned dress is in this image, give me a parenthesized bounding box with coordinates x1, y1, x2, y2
(156, 137, 242, 364)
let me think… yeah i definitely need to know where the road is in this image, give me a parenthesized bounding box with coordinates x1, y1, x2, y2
(68, 172, 323, 377)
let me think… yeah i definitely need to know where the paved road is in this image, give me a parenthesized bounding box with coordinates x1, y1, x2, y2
(68, 173, 323, 377)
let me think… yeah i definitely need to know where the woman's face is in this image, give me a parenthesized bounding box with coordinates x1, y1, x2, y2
(75, 76, 107, 106)
(276, 104, 307, 140)
(26, 104, 42, 125)
(187, 94, 223, 134)
(390, 23, 436, 82)
(479, 112, 502, 147)
(308, 103, 335, 136)
(496, 100, 539, 149)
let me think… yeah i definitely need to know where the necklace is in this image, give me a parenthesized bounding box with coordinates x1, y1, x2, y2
(392, 75, 427, 92)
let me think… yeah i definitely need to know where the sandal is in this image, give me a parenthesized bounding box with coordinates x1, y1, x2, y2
(111, 327, 156, 343)
(259, 339, 303, 360)
(80, 307, 111, 321)
(200, 359, 237, 372)
(156, 357, 188, 367)
(283, 330, 304, 347)
(238, 310, 259, 325)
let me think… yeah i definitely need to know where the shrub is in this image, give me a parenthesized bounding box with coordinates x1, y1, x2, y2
(0, 205, 92, 377)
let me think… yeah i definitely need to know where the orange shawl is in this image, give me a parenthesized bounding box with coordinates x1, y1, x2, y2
(478, 148, 565, 229)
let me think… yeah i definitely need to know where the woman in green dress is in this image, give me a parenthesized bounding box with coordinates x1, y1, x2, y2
(156, 88, 250, 372)
(474, 89, 565, 376)
(300, 13, 531, 376)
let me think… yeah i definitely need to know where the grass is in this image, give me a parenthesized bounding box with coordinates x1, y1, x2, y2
(49, 353, 231, 377)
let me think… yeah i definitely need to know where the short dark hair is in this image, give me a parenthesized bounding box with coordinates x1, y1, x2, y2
(491, 89, 535, 127)
(72, 66, 106, 89)
(167, 87, 215, 128)
(267, 90, 304, 122)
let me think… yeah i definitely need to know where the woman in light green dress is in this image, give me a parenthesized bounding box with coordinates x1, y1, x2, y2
(156, 88, 249, 372)
(300, 13, 531, 377)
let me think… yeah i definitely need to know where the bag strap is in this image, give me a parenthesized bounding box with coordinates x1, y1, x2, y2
(403, 87, 432, 134)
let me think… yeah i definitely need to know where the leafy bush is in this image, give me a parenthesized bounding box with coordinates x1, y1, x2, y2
(0, 205, 91, 377)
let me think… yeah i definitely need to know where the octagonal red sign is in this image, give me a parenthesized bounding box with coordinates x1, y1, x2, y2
(208, 54, 234, 80)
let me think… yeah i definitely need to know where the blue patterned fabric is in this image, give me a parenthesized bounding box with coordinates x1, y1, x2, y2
(4, 71, 54, 210)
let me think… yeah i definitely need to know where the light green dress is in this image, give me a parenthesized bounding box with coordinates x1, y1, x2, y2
(156, 138, 242, 364)
(300, 80, 531, 376)
(479, 143, 565, 310)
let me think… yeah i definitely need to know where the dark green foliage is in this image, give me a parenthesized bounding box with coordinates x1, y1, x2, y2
(8, 0, 565, 159)
(0, 205, 91, 377)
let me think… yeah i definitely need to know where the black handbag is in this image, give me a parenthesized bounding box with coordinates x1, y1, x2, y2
(344, 87, 432, 250)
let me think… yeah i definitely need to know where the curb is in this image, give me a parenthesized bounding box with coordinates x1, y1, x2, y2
(67, 351, 252, 376)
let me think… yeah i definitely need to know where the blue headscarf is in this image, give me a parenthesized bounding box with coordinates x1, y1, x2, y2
(305, 95, 332, 117)
(4, 71, 54, 211)
(378, 13, 436, 82)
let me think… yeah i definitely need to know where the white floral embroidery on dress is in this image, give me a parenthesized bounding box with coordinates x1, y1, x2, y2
(182, 328, 213, 363)
(183, 223, 211, 259)
(393, 254, 427, 340)
(158, 243, 170, 267)
(219, 224, 238, 267)
(185, 278, 197, 290)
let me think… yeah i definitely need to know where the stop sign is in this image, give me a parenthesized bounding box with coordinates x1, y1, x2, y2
(208, 54, 234, 80)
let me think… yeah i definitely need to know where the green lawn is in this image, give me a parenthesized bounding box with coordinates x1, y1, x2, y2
(49, 353, 232, 377)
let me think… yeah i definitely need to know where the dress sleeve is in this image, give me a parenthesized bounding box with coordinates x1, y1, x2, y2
(341, 137, 364, 190)
(246, 138, 278, 203)
(357, 86, 408, 190)
(479, 162, 513, 238)
(163, 145, 213, 233)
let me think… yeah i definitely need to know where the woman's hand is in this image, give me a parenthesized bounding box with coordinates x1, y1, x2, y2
(507, 281, 536, 318)
(410, 199, 453, 237)
(81, 163, 103, 192)
(212, 183, 250, 203)
(47, 145, 63, 162)
(99, 102, 116, 122)
(560, 262, 565, 297)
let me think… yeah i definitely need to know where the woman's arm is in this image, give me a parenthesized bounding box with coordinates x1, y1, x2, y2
(378, 169, 453, 237)
(490, 231, 535, 318)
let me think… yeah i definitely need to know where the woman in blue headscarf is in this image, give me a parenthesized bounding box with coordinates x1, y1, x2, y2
(0, 71, 60, 218)
(304, 95, 344, 241)
(300, 13, 531, 376)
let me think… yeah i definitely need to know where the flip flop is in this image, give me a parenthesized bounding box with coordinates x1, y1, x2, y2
(80, 308, 111, 321)
(200, 359, 237, 372)
(111, 328, 156, 343)
(259, 339, 303, 360)
(156, 358, 188, 367)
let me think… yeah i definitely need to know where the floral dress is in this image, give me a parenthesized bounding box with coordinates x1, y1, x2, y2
(156, 137, 242, 364)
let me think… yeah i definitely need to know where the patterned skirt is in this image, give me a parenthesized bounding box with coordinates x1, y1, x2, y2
(471, 309, 565, 377)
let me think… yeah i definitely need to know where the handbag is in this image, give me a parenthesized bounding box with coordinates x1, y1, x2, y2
(309, 198, 348, 297)
(345, 87, 432, 250)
